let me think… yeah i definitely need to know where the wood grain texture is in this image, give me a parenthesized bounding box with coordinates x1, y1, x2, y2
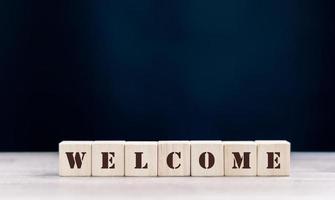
(59, 141, 92, 177)
(125, 142, 158, 176)
(92, 141, 125, 176)
(0, 152, 335, 199)
(223, 141, 257, 176)
(256, 140, 290, 176)
(158, 141, 190, 176)
(191, 141, 224, 176)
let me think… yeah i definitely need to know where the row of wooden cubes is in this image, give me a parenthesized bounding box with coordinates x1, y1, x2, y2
(59, 140, 290, 177)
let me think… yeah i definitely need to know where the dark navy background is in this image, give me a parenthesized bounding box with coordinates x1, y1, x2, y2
(0, 1, 334, 151)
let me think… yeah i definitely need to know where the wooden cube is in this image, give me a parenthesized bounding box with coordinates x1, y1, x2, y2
(92, 141, 125, 176)
(224, 141, 257, 176)
(158, 141, 190, 176)
(256, 140, 290, 176)
(125, 142, 157, 176)
(191, 141, 224, 176)
(59, 141, 92, 176)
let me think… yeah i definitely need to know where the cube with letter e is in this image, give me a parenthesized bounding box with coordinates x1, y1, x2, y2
(256, 140, 290, 176)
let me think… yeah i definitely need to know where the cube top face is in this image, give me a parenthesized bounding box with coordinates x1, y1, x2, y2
(256, 140, 290, 176)
(59, 141, 93, 145)
(222, 141, 255, 145)
(224, 142, 257, 176)
(255, 140, 290, 145)
(158, 141, 190, 144)
(191, 141, 224, 176)
(125, 142, 158, 176)
(92, 141, 125, 176)
(93, 141, 125, 144)
(126, 141, 157, 145)
(158, 141, 191, 176)
(190, 140, 222, 144)
(59, 141, 92, 177)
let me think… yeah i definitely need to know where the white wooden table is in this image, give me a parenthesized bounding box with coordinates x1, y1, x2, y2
(0, 152, 334, 199)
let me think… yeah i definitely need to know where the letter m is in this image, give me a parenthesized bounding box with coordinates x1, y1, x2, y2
(232, 152, 251, 169)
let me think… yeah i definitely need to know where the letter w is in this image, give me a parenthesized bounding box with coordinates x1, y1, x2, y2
(66, 152, 86, 169)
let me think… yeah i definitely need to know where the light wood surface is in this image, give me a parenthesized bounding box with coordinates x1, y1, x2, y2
(158, 141, 191, 176)
(256, 140, 290, 176)
(92, 141, 125, 176)
(223, 141, 257, 176)
(125, 142, 158, 176)
(0, 152, 334, 199)
(59, 141, 92, 176)
(190, 141, 224, 176)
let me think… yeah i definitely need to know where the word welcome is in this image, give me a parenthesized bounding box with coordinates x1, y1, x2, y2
(59, 140, 290, 177)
